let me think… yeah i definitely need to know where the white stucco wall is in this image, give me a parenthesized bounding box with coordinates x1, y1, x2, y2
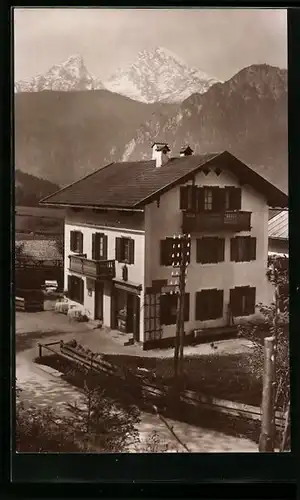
(64, 209, 145, 339)
(145, 167, 270, 340)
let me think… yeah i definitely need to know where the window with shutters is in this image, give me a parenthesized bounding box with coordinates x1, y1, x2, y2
(180, 185, 197, 212)
(160, 238, 191, 266)
(70, 230, 83, 253)
(68, 275, 84, 304)
(160, 293, 190, 325)
(224, 187, 242, 210)
(196, 237, 225, 264)
(230, 286, 256, 316)
(230, 236, 256, 262)
(92, 233, 107, 260)
(115, 237, 135, 264)
(195, 289, 224, 321)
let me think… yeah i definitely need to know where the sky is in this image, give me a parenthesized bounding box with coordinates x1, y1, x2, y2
(14, 8, 287, 82)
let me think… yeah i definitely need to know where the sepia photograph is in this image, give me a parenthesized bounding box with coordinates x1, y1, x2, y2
(14, 7, 289, 454)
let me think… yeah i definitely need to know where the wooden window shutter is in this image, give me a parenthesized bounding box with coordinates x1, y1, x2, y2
(115, 237, 122, 262)
(230, 288, 240, 316)
(250, 237, 256, 261)
(92, 233, 96, 260)
(180, 186, 189, 210)
(245, 287, 256, 315)
(212, 187, 220, 211)
(196, 239, 202, 263)
(184, 293, 190, 322)
(232, 188, 242, 210)
(70, 231, 75, 251)
(103, 235, 108, 260)
(197, 187, 205, 212)
(160, 294, 167, 325)
(161, 239, 171, 266)
(78, 232, 83, 253)
(67, 275, 72, 299)
(195, 291, 205, 320)
(230, 237, 238, 261)
(218, 238, 225, 262)
(215, 289, 224, 318)
(129, 238, 135, 264)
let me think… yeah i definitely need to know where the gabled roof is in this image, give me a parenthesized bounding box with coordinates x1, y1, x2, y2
(268, 210, 288, 240)
(40, 151, 288, 210)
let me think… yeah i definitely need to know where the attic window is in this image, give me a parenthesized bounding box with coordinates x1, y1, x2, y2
(215, 167, 222, 176)
(202, 167, 210, 176)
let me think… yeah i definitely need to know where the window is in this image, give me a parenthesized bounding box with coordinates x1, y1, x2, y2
(196, 237, 225, 264)
(160, 238, 191, 266)
(204, 188, 213, 211)
(92, 233, 108, 260)
(180, 185, 198, 212)
(160, 293, 190, 325)
(230, 236, 256, 262)
(230, 286, 256, 316)
(195, 289, 224, 321)
(115, 237, 135, 264)
(70, 230, 83, 253)
(225, 187, 242, 210)
(67, 275, 84, 304)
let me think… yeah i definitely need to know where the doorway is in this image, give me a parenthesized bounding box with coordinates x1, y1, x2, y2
(95, 282, 103, 320)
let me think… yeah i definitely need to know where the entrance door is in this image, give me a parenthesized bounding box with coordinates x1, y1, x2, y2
(127, 293, 134, 333)
(95, 282, 103, 320)
(132, 294, 140, 342)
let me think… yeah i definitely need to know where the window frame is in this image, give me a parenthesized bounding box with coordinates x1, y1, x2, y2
(196, 237, 225, 264)
(115, 236, 135, 264)
(68, 274, 84, 304)
(70, 230, 83, 254)
(160, 292, 190, 326)
(195, 289, 224, 321)
(230, 286, 256, 316)
(230, 236, 256, 262)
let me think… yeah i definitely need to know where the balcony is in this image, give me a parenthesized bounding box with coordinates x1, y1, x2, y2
(69, 254, 115, 280)
(182, 210, 251, 233)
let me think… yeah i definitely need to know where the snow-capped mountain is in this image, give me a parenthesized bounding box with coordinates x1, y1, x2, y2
(104, 47, 221, 103)
(14, 54, 105, 93)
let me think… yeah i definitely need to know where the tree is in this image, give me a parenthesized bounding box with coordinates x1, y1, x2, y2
(238, 255, 290, 451)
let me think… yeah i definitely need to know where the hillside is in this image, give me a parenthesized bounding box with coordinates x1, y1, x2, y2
(122, 64, 288, 193)
(14, 89, 176, 185)
(15, 170, 60, 206)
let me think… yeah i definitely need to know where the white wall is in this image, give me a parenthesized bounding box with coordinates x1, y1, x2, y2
(145, 167, 270, 340)
(64, 209, 145, 338)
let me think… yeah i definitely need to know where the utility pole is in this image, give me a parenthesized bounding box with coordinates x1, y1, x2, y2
(171, 234, 190, 379)
(259, 336, 275, 452)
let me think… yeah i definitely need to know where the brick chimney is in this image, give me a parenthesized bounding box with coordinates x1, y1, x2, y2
(180, 145, 194, 157)
(152, 142, 170, 168)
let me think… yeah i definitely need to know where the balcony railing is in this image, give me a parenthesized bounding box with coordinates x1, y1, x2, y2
(69, 254, 115, 280)
(182, 210, 251, 233)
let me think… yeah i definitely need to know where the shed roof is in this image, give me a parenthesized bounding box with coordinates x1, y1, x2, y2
(16, 240, 63, 261)
(268, 210, 288, 240)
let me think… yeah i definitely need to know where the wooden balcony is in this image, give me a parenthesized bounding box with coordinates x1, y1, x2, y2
(182, 210, 251, 233)
(69, 254, 115, 280)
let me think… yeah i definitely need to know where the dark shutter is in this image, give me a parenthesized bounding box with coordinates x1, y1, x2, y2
(218, 188, 226, 212)
(197, 187, 205, 212)
(78, 232, 83, 254)
(186, 185, 197, 212)
(67, 275, 72, 299)
(115, 237, 122, 262)
(160, 294, 166, 325)
(245, 287, 256, 315)
(212, 187, 221, 212)
(250, 237, 256, 261)
(218, 238, 225, 262)
(231, 188, 242, 210)
(230, 288, 240, 316)
(70, 231, 75, 251)
(103, 235, 108, 260)
(184, 293, 190, 322)
(230, 237, 238, 261)
(92, 233, 96, 260)
(129, 238, 135, 264)
(160, 240, 166, 266)
(196, 239, 202, 263)
(161, 239, 172, 266)
(214, 289, 224, 318)
(195, 291, 205, 320)
(180, 186, 189, 209)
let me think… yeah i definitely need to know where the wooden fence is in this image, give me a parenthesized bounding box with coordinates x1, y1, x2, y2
(37, 340, 285, 429)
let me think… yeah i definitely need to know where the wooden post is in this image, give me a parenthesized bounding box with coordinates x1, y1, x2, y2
(174, 289, 181, 378)
(38, 343, 42, 358)
(178, 259, 186, 377)
(259, 336, 275, 452)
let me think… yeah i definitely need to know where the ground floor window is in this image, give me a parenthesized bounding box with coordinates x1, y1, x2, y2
(67, 275, 84, 304)
(160, 293, 190, 325)
(230, 286, 256, 316)
(195, 289, 224, 321)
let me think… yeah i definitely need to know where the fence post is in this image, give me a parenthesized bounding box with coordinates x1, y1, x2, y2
(38, 343, 42, 358)
(259, 336, 275, 452)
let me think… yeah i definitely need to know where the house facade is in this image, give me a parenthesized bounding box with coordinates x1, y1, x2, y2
(41, 145, 287, 349)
